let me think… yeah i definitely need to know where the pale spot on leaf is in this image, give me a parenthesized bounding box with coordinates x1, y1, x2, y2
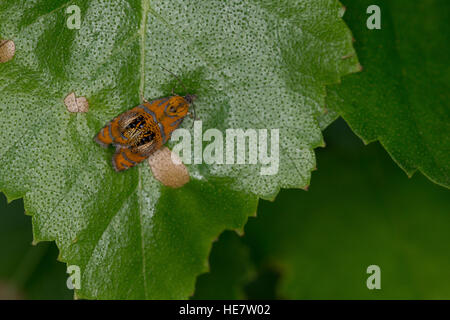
(64, 92, 89, 113)
(0, 40, 15, 63)
(148, 147, 189, 188)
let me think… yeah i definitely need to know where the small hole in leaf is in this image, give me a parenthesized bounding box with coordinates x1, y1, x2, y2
(0, 40, 15, 63)
(64, 92, 89, 113)
(148, 147, 189, 188)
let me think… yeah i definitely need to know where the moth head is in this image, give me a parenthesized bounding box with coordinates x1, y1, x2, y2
(184, 94, 197, 104)
(165, 96, 191, 119)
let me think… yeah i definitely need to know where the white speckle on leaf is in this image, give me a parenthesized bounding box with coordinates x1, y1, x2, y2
(64, 92, 89, 113)
(0, 40, 15, 63)
(148, 147, 189, 188)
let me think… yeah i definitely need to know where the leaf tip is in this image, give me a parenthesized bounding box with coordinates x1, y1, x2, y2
(234, 228, 245, 237)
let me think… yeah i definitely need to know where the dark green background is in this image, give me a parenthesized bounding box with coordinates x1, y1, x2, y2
(1, 119, 448, 299)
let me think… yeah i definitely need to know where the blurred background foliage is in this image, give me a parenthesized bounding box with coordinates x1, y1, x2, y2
(1, 119, 448, 299)
(0, 195, 71, 299)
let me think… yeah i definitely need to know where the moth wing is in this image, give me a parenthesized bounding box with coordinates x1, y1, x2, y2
(131, 132, 161, 157)
(94, 122, 114, 147)
(111, 110, 142, 146)
(117, 109, 140, 129)
(112, 146, 147, 172)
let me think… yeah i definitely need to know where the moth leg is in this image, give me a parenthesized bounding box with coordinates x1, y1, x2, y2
(140, 92, 149, 104)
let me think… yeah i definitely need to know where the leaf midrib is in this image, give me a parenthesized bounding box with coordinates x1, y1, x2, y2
(138, 0, 150, 299)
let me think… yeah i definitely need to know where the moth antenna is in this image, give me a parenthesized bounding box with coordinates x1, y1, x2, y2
(160, 66, 198, 127)
(192, 102, 198, 121)
(160, 66, 187, 94)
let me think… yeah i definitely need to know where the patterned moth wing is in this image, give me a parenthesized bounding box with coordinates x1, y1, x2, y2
(94, 95, 196, 172)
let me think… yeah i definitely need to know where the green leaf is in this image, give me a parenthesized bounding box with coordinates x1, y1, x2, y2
(327, 0, 450, 188)
(243, 120, 450, 299)
(0, 0, 358, 299)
